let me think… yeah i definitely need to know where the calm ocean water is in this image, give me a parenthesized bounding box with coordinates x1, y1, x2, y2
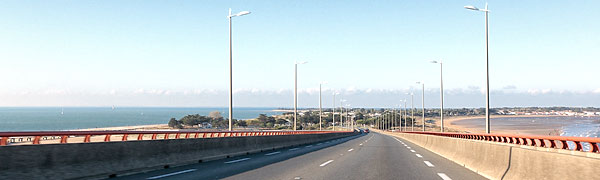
(453, 116, 600, 138)
(0, 107, 283, 131)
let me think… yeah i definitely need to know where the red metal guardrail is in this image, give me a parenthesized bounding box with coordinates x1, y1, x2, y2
(397, 131, 600, 153)
(0, 130, 353, 146)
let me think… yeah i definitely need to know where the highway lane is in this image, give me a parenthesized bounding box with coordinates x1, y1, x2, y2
(114, 132, 485, 180)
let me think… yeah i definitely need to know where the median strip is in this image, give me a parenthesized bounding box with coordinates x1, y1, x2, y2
(319, 160, 334, 167)
(146, 169, 197, 179)
(224, 158, 251, 164)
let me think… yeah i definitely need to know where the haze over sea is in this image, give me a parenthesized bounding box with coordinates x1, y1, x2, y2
(0, 107, 283, 131)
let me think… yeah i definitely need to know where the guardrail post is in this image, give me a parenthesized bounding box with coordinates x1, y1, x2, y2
(194, 133, 199, 138)
(164, 133, 170, 139)
(137, 134, 143, 141)
(574, 141, 583, 151)
(84, 135, 91, 143)
(185, 133, 190, 139)
(33, 136, 42, 144)
(60, 135, 68, 144)
(590, 142, 599, 153)
(1, 137, 7, 146)
(122, 134, 129, 141)
(152, 134, 157, 140)
(560, 140, 568, 149)
(175, 133, 180, 139)
(105, 135, 111, 142)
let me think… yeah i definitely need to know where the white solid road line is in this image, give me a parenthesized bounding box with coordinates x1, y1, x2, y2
(146, 169, 197, 179)
(319, 160, 334, 167)
(437, 173, 452, 180)
(424, 161, 435, 167)
(348, 148, 354, 152)
(225, 158, 251, 164)
(359, 143, 363, 146)
(265, 151, 281, 156)
(416, 154, 423, 158)
(289, 148, 300, 151)
(410, 150, 416, 153)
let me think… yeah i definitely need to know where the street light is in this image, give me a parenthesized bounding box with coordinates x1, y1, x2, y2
(294, 61, 308, 131)
(332, 92, 339, 131)
(430, 60, 444, 132)
(319, 82, 328, 131)
(465, 3, 491, 134)
(340, 99, 347, 129)
(416, 82, 425, 132)
(227, 8, 251, 131)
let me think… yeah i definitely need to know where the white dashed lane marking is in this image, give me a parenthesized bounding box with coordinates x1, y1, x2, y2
(289, 148, 300, 151)
(424, 161, 435, 167)
(410, 150, 416, 153)
(146, 169, 197, 179)
(319, 160, 334, 167)
(265, 151, 281, 156)
(438, 173, 452, 180)
(225, 158, 251, 164)
(348, 148, 354, 152)
(416, 154, 423, 158)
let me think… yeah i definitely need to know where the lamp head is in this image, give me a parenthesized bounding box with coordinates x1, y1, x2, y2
(296, 61, 308, 65)
(464, 5, 479, 11)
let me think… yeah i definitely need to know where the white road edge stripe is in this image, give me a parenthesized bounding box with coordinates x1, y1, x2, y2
(265, 151, 281, 156)
(319, 160, 334, 167)
(424, 161, 435, 167)
(416, 154, 423, 158)
(225, 158, 251, 164)
(146, 169, 197, 179)
(348, 148, 354, 152)
(438, 173, 452, 180)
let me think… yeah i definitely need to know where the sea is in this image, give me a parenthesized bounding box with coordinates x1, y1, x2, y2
(452, 116, 600, 138)
(0, 107, 284, 131)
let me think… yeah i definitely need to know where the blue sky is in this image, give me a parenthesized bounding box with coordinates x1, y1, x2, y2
(0, 1, 598, 108)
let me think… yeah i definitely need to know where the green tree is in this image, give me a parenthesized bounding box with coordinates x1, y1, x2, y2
(168, 118, 182, 129)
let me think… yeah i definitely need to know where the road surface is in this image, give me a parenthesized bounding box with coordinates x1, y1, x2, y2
(115, 132, 486, 180)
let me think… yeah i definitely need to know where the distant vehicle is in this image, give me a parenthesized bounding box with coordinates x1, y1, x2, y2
(364, 129, 369, 133)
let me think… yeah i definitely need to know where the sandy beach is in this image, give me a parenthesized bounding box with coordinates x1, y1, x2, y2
(439, 115, 565, 135)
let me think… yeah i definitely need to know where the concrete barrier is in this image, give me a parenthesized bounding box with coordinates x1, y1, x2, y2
(379, 130, 600, 180)
(0, 132, 356, 180)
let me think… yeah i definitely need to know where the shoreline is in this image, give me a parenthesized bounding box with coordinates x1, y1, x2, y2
(441, 115, 565, 135)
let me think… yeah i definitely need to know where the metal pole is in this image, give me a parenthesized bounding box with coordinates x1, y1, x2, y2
(228, 11, 233, 131)
(333, 93, 336, 131)
(399, 105, 402, 131)
(485, 4, 490, 134)
(440, 62, 444, 132)
(294, 63, 297, 131)
(319, 84, 322, 131)
(404, 100, 407, 131)
(422, 83, 425, 132)
(412, 93, 415, 131)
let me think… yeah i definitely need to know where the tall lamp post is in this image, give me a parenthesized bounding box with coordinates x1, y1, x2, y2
(416, 82, 425, 131)
(430, 60, 444, 132)
(319, 82, 328, 130)
(332, 92, 339, 131)
(465, 3, 491, 134)
(227, 8, 251, 131)
(294, 61, 308, 131)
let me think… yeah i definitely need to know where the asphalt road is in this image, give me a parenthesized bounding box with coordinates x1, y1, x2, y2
(114, 132, 486, 180)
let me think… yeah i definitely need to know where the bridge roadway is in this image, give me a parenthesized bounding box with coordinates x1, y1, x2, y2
(115, 132, 485, 180)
